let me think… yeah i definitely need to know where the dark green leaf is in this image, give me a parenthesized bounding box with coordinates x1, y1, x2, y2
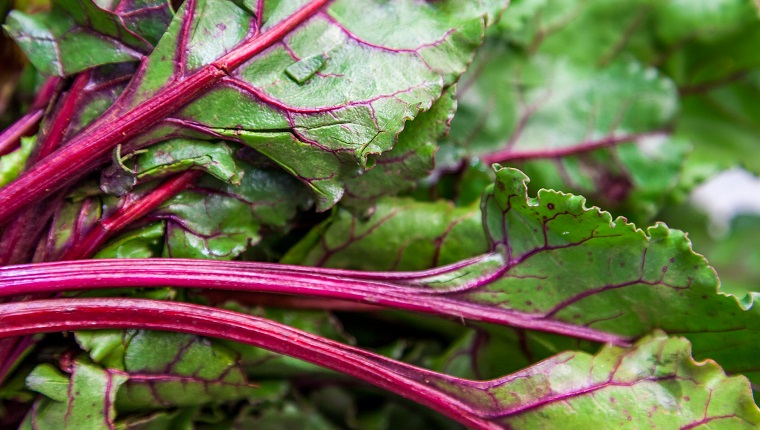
(4, 0, 172, 76)
(75, 330, 256, 412)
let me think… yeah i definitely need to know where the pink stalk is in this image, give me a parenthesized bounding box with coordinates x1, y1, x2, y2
(481, 130, 668, 164)
(0, 0, 332, 225)
(0, 259, 629, 345)
(0, 77, 61, 157)
(0, 298, 511, 430)
(59, 170, 201, 260)
(0, 72, 94, 266)
(0, 171, 201, 383)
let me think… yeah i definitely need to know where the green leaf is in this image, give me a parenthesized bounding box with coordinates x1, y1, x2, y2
(75, 330, 255, 412)
(677, 71, 760, 183)
(233, 402, 340, 430)
(283, 197, 487, 271)
(341, 86, 457, 210)
(117, 0, 504, 210)
(446, 332, 760, 428)
(4, 0, 172, 76)
(94, 222, 166, 259)
(0, 136, 34, 187)
(23, 358, 128, 430)
(154, 161, 309, 259)
(433, 166, 760, 384)
(101, 139, 244, 196)
(444, 43, 682, 220)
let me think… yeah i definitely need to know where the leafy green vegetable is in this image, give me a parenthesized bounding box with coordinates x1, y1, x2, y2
(1, 0, 760, 428)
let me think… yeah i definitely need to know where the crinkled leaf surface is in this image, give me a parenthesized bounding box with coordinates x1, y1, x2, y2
(101, 139, 243, 195)
(153, 160, 310, 259)
(341, 87, 457, 210)
(4, 0, 172, 76)
(22, 358, 128, 430)
(408, 166, 760, 383)
(101, 0, 504, 210)
(442, 33, 683, 221)
(466, 332, 760, 428)
(284, 197, 487, 270)
(75, 330, 255, 412)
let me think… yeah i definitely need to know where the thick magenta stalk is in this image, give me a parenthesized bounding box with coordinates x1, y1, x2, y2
(0, 259, 629, 345)
(0, 0, 331, 226)
(0, 298, 505, 430)
(0, 172, 200, 384)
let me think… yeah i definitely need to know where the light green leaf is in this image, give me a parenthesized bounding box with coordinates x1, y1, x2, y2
(23, 358, 128, 430)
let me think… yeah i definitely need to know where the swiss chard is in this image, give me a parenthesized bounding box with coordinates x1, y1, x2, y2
(1, 0, 760, 428)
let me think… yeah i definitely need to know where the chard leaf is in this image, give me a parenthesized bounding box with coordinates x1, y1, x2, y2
(128, 0, 500, 210)
(0, 0, 509, 222)
(4, 0, 172, 76)
(341, 86, 457, 210)
(93, 222, 166, 259)
(101, 139, 243, 195)
(155, 189, 261, 259)
(677, 71, 760, 182)
(234, 402, 340, 429)
(493, 0, 760, 188)
(23, 358, 128, 430)
(153, 161, 310, 259)
(444, 43, 683, 221)
(448, 166, 760, 383)
(75, 330, 256, 412)
(283, 197, 487, 270)
(470, 332, 760, 429)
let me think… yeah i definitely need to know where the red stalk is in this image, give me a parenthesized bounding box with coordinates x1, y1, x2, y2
(32, 71, 92, 162)
(0, 171, 200, 383)
(0, 77, 61, 157)
(480, 130, 668, 164)
(59, 170, 201, 260)
(0, 73, 94, 266)
(0, 0, 332, 226)
(0, 298, 508, 430)
(0, 259, 629, 345)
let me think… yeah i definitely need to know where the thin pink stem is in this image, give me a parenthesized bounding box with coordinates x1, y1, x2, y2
(59, 170, 201, 260)
(0, 110, 43, 157)
(33, 71, 92, 162)
(0, 259, 630, 345)
(0, 298, 505, 430)
(0, 77, 62, 157)
(481, 130, 668, 165)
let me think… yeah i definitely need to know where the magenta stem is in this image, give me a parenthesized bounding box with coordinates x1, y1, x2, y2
(0, 298, 505, 430)
(481, 131, 668, 164)
(0, 259, 629, 345)
(0, 77, 62, 157)
(59, 170, 201, 260)
(0, 110, 44, 157)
